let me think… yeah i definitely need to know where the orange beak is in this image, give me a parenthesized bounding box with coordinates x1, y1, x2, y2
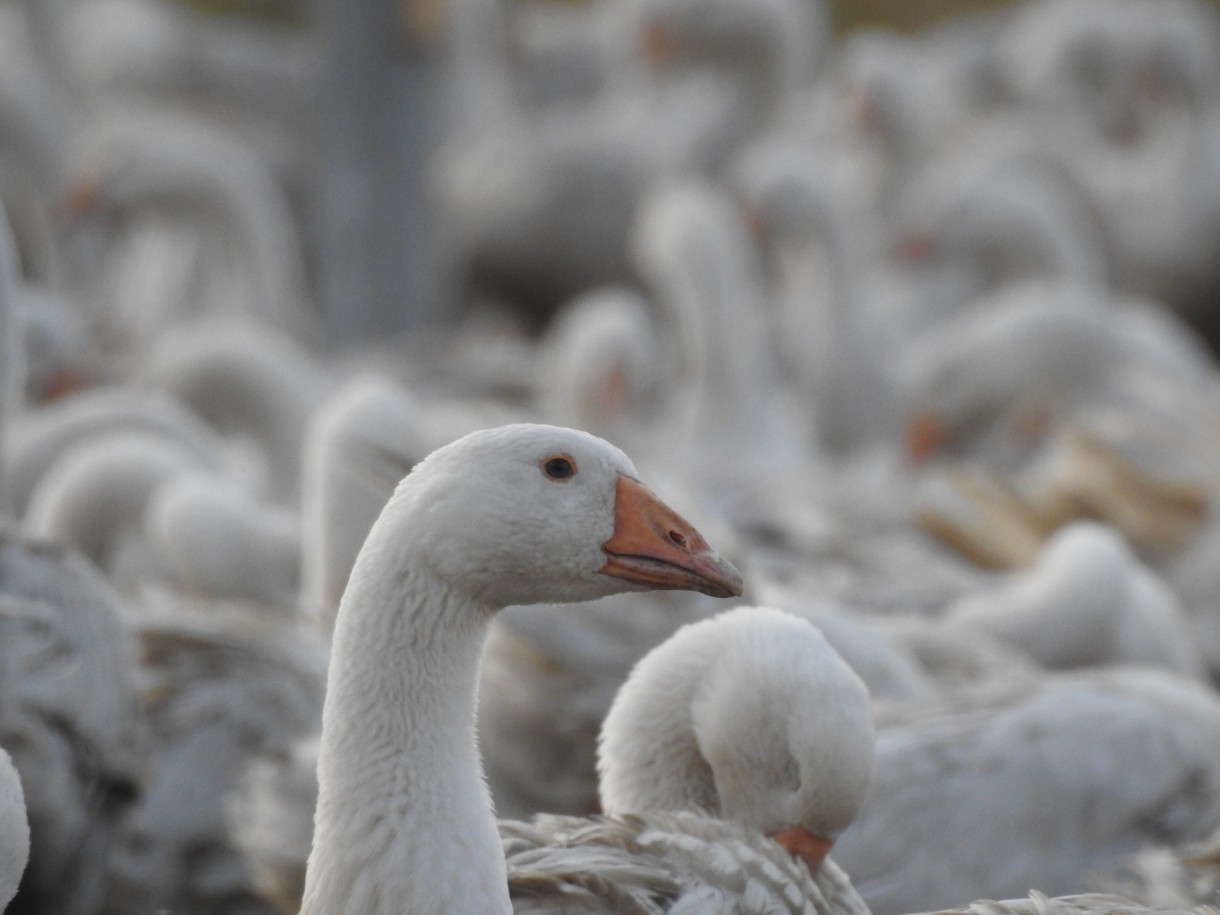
(65, 177, 101, 218)
(893, 233, 937, 264)
(600, 476, 743, 599)
(642, 23, 680, 69)
(906, 411, 949, 464)
(769, 825, 834, 876)
(40, 367, 87, 403)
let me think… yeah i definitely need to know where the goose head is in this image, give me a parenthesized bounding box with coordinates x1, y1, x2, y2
(385, 424, 743, 608)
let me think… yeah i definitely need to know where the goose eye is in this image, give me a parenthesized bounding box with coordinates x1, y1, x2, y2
(542, 455, 577, 480)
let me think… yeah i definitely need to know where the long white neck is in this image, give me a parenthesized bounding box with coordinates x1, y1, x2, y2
(301, 534, 509, 915)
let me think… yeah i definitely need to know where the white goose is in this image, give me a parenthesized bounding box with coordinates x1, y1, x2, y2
(67, 111, 315, 348)
(943, 521, 1205, 679)
(299, 423, 879, 915)
(907, 890, 1216, 915)
(132, 316, 331, 503)
(143, 469, 301, 610)
(5, 386, 232, 519)
(832, 665, 1220, 915)
(533, 286, 662, 455)
(297, 373, 426, 630)
(598, 605, 875, 856)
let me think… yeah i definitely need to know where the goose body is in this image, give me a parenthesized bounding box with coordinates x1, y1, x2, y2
(144, 469, 301, 608)
(911, 891, 1216, 915)
(833, 666, 1220, 915)
(503, 810, 868, 915)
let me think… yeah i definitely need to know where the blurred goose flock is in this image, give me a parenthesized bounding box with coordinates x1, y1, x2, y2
(5, 0, 1220, 912)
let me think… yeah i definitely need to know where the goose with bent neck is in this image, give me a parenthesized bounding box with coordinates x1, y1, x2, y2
(599, 605, 876, 868)
(300, 424, 742, 915)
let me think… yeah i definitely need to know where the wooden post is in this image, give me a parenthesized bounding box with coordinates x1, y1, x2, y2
(311, 0, 447, 344)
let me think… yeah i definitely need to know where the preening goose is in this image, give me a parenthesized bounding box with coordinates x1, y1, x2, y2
(502, 607, 876, 914)
(598, 605, 875, 866)
(303, 423, 858, 915)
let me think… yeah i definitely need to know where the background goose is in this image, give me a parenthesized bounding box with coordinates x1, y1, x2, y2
(296, 372, 425, 630)
(21, 431, 216, 585)
(57, 0, 316, 183)
(109, 597, 327, 915)
(731, 139, 905, 454)
(910, 890, 1217, 915)
(66, 111, 316, 347)
(0, 744, 29, 911)
(832, 666, 1220, 915)
(898, 284, 1220, 471)
(430, 0, 819, 327)
(0, 530, 145, 914)
(132, 317, 331, 503)
(533, 286, 662, 454)
(144, 469, 301, 610)
(995, 0, 1220, 337)
(942, 521, 1206, 678)
(5, 386, 233, 519)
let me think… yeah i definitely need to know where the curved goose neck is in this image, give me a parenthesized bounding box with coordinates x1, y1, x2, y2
(301, 537, 510, 915)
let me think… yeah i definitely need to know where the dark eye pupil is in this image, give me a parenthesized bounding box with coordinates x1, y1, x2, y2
(545, 458, 574, 479)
